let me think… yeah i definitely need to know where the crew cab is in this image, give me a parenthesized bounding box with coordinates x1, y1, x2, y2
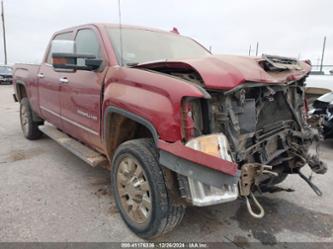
(13, 23, 326, 239)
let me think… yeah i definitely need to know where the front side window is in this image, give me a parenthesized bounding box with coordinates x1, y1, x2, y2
(107, 28, 210, 66)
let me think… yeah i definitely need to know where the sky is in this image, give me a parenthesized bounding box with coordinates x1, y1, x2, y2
(0, 0, 332, 66)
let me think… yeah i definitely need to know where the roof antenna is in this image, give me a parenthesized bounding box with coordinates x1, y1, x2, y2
(118, 0, 124, 66)
(170, 27, 179, 34)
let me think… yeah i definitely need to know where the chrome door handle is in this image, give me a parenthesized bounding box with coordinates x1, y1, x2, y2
(59, 77, 69, 84)
(37, 73, 45, 79)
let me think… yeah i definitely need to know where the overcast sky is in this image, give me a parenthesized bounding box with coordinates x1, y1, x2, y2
(1, 0, 332, 66)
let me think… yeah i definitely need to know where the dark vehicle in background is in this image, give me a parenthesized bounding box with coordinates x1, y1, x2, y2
(0, 66, 13, 84)
(309, 92, 333, 139)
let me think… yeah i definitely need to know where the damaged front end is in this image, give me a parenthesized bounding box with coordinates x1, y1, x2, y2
(181, 78, 327, 216)
(153, 55, 327, 218)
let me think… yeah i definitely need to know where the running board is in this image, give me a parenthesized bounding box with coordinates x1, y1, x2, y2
(39, 124, 109, 168)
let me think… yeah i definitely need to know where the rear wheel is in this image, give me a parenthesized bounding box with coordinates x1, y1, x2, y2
(20, 98, 43, 140)
(111, 139, 185, 239)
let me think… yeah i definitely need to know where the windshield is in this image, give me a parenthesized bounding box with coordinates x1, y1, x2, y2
(107, 28, 210, 65)
(0, 66, 12, 74)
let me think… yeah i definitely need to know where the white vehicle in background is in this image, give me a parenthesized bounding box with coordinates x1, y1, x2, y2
(305, 72, 333, 104)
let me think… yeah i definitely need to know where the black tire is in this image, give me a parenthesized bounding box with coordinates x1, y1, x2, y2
(111, 138, 185, 239)
(20, 98, 43, 140)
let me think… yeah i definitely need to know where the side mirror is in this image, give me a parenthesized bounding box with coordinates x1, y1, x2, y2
(52, 53, 102, 71)
(51, 40, 75, 54)
(51, 40, 103, 71)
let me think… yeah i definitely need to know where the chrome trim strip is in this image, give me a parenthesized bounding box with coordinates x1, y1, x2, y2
(40, 106, 99, 136)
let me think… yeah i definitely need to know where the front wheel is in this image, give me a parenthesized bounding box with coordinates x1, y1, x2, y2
(111, 139, 185, 239)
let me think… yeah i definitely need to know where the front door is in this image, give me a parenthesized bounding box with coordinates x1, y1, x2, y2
(60, 28, 107, 150)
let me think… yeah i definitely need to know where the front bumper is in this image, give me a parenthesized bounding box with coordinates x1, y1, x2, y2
(0, 77, 13, 83)
(158, 139, 240, 206)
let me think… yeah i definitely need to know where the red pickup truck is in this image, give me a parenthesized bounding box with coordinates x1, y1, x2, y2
(13, 23, 326, 238)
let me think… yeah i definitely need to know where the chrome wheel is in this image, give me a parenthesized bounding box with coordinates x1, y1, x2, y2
(116, 155, 152, 224)
(20, 104, 29, 135)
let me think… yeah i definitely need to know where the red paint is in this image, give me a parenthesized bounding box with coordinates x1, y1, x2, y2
(135, 55, 311, 90)
(13, 23, 311, 174)
(158, 140, 238, 176)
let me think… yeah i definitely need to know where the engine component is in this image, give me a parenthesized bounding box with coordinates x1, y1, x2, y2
(239, 163, 278, 197)
(307, 155, 327, 174)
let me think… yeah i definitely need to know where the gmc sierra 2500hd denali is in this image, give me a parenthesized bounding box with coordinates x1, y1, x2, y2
(13, 23, 327, 239)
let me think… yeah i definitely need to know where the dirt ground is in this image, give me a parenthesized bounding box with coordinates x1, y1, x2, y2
(0, 85, 332, 246)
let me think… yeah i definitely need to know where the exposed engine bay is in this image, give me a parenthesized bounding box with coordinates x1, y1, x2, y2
(209, 81, 319, 173)
(192, 82, 326, 176)
(183, 79, 327, 217)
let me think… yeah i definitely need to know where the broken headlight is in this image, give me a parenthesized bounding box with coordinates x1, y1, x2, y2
(185, 134, 238, 206)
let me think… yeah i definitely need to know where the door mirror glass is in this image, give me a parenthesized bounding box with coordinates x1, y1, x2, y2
(51, 40, 75, 54)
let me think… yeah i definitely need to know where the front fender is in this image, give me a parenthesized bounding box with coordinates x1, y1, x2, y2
(102, 67, 210, 142)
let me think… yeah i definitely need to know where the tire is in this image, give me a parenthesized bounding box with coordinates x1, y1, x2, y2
(111, 138, 185, 239)
(20, 98, 43, 140)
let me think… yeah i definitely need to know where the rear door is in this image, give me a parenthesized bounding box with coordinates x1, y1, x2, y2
(38, 32, 74, 129)
(59, 28, 107, 150)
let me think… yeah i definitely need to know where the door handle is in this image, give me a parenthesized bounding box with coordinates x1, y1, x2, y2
(59, 77, 69, 84)
(37, 73, 45, 79)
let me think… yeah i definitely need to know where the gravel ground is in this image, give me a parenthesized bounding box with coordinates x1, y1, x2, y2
(0, 85, 332, 246)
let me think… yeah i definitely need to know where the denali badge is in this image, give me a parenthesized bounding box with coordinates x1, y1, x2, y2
(77, 110, 97, 121)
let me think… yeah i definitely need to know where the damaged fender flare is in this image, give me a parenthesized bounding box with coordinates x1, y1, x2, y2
(103, 106, 240, 188)
(159, 150, 240, 188)
(103, 106, 159, 144)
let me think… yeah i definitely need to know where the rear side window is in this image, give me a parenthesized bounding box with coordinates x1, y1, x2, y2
(75, 29, 101, 60)
(46, 32, 73, 64)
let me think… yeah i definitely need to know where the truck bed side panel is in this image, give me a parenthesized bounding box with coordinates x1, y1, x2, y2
(13, 64, 41, 116)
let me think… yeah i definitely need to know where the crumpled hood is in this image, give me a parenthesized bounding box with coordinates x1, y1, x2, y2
(134, 55, 312, 90)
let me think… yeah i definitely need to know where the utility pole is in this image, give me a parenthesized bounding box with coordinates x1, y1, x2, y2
(255, 42, 259, 56)
(1, 0, 7, 65)
(319, 36, 326, 73)
(248, 44, 252, 56)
